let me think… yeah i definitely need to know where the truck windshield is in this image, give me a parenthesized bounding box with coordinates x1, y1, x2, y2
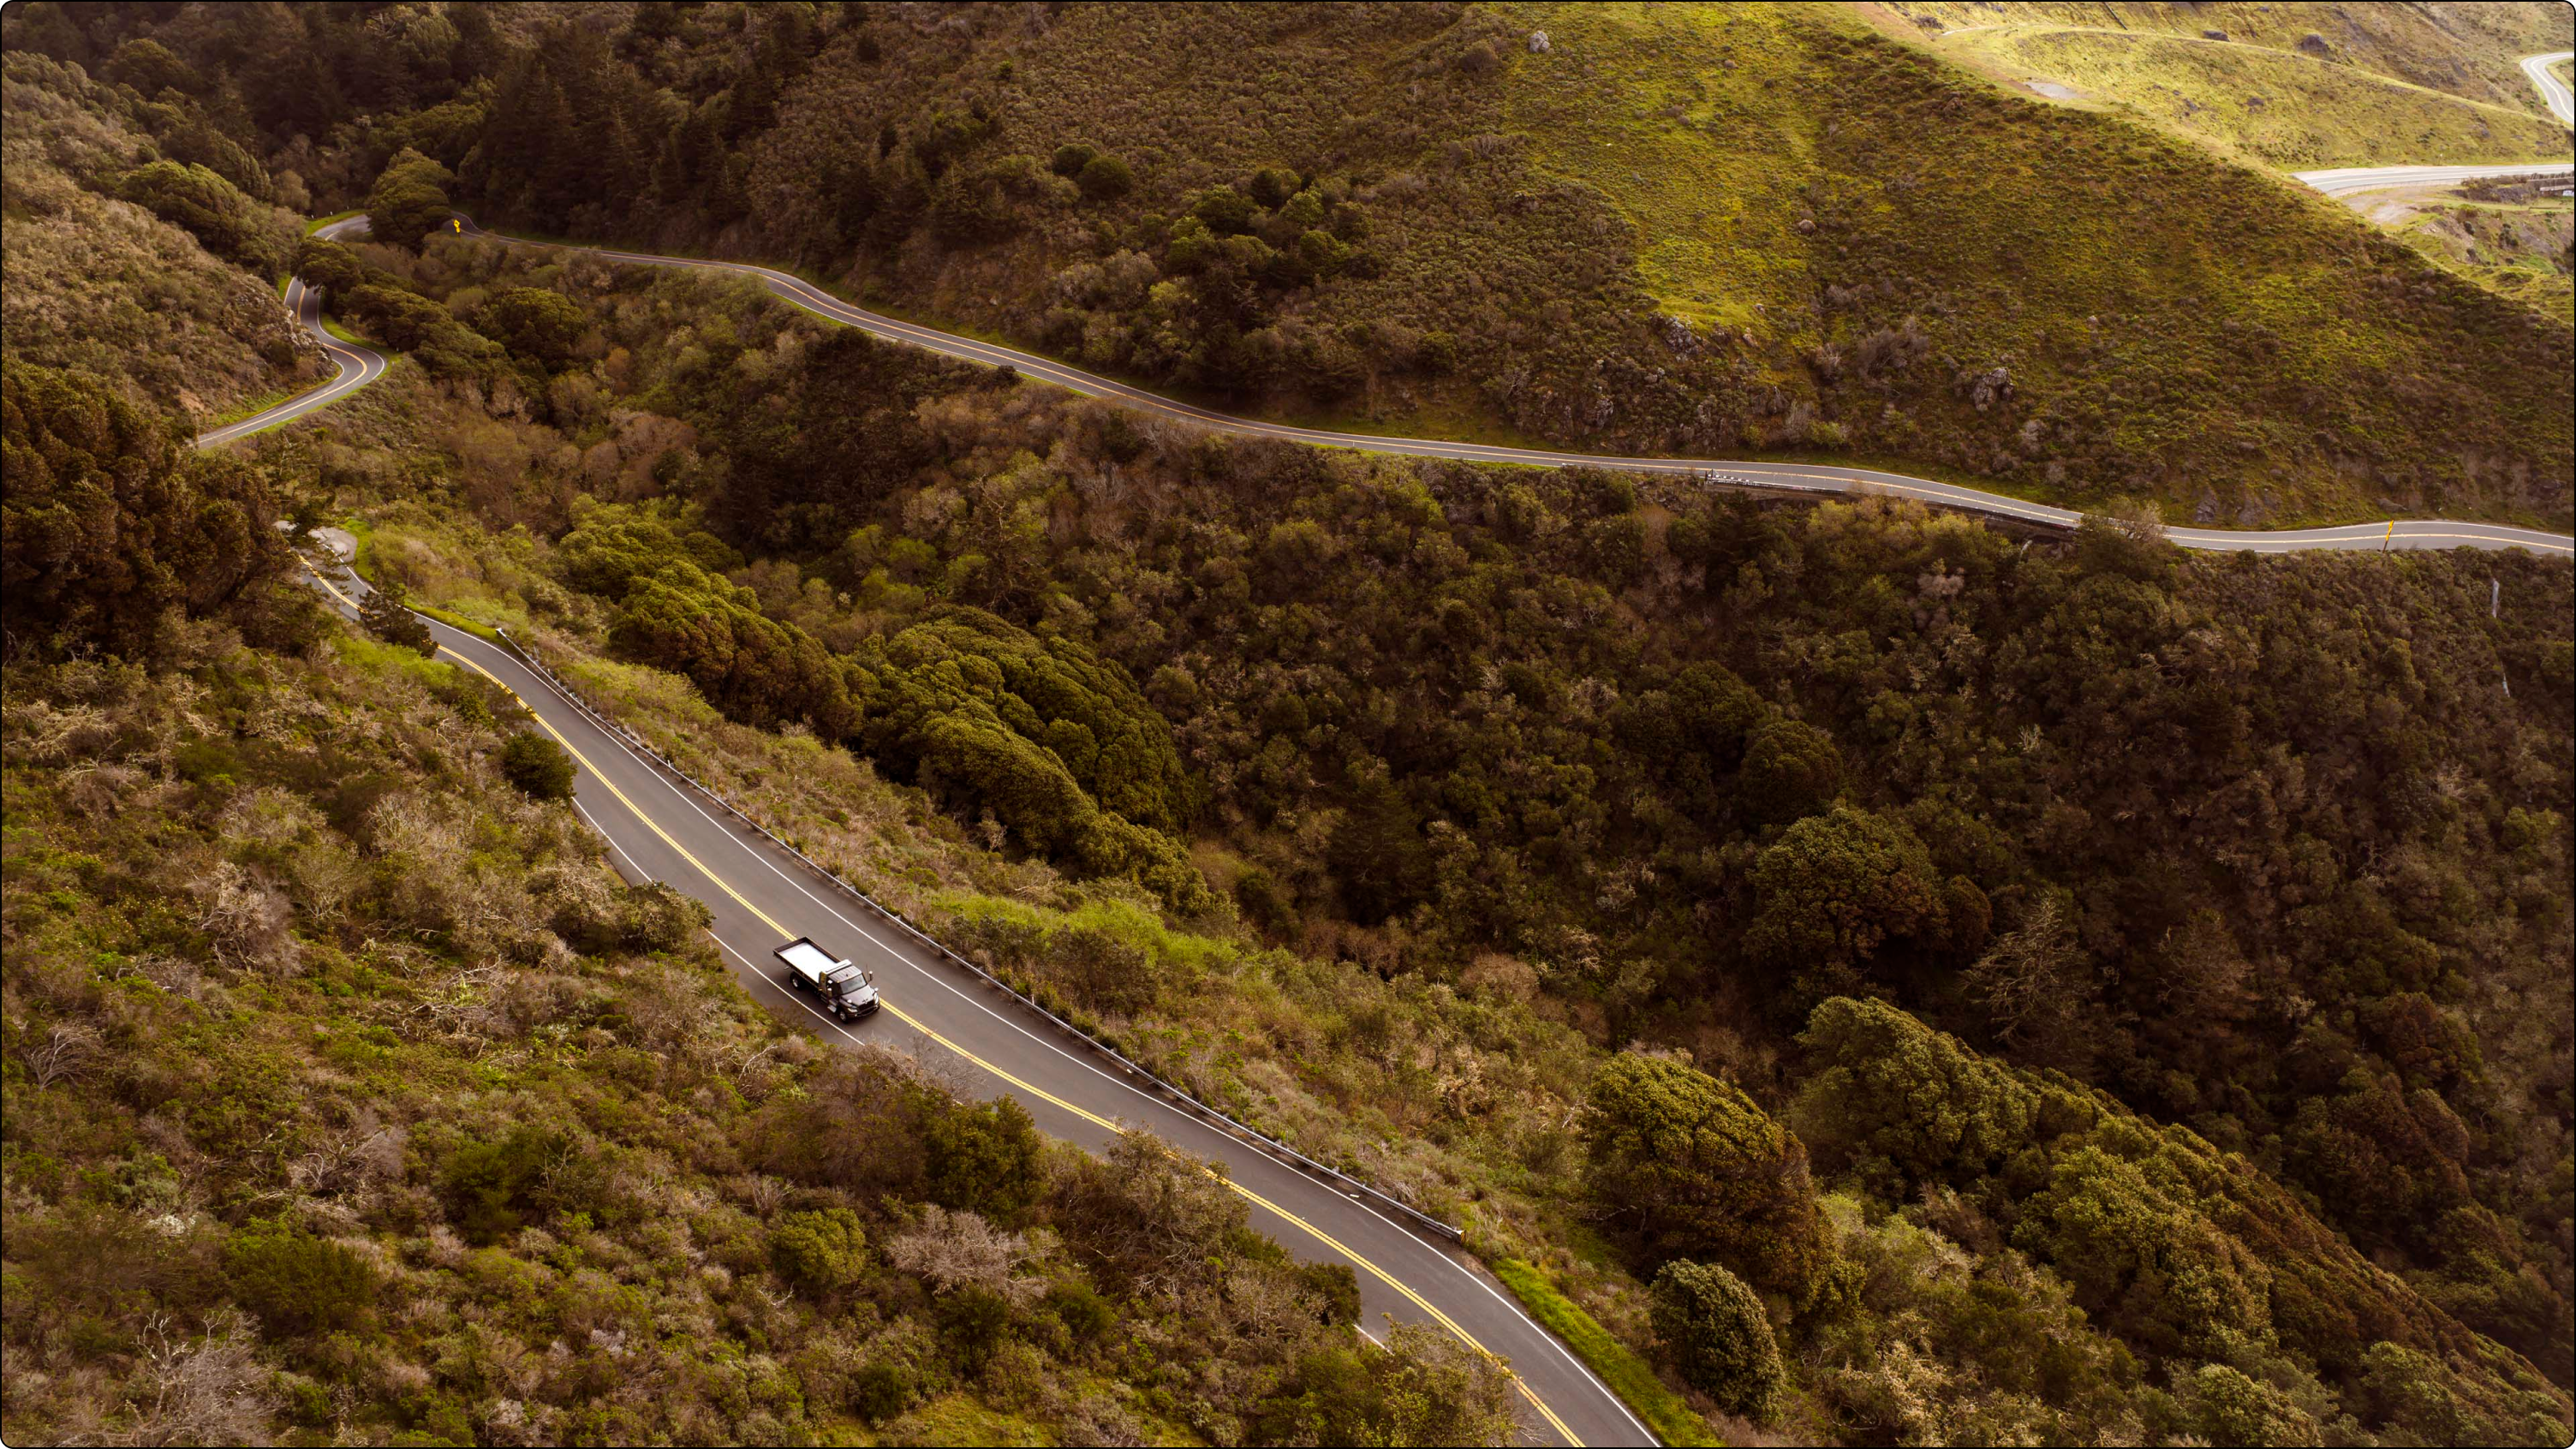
(826, 966, 868, 991)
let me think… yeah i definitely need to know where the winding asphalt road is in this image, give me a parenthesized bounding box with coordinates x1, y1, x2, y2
(458, 220, 2573, 557)
(2293, 159, 2574, 197)
(285, 547, 1646, 1449)
(200, 215, 2571, 555)
(183, 66, 2572, 1442)
(2523, 51, 2574, 128)
(194, 217, 387, 446)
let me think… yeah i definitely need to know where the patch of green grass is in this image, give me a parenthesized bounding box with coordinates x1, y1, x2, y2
(1898, 1, 2573, 116)
(1492, 1258, 1723, 1447)
(874, 1392, 1052, 1446)
(1492, 1, 2570, 528)
(1502, 3, 1822, 336)
(330, 629, 462, 689)
(205, 386, 292, 427)
(939, 891, 1246, 975)
(409, 602, 502, 643)
(319, 316, 369, 345)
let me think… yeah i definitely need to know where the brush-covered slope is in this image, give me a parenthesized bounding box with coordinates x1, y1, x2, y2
(0, 52, 319, 427)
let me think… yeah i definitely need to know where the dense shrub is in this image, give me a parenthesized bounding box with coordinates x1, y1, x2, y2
(499, 732, 575, 800)
(437, 1126, 564, 1244)
(1650, 1260, 1786, 1422)
(222, 1224, 377, 1338)
(769, 1208, 869, 1293)
(113, 159, 288, 273)
(363, 147, 454, 248)
(1, 362, 295, 658)
(472, 287, 588, 368)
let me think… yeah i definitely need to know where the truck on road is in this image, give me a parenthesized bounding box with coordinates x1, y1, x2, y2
(774, 937, 880, 1021)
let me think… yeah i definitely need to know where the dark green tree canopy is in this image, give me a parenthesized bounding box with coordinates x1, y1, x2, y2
(1744, 805, 1953, 1002)
(1650, 1259, 1788, 1422)
(473, 286, 589, 368)
(499, 731, 575, 801)
(853, 609, 1205, 908)
(1792, 997, 2552, 1414)
(364, 146, 455, 247)
(769, 1208, 869, 1294)
(222, 1220, 379, 1339)
(2, 363, 290, 659)
(556, 504, 855, 737)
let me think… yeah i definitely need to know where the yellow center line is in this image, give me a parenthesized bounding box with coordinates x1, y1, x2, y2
(436, 648, 794, 938)
(414, 613, 1583, 1442)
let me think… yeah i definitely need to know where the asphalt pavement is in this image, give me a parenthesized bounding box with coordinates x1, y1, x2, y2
(189, 78, 2570, 1444)
(198, 214, 2570, 557)
(2293, 49, 2575, 197)
(2293, 159, 2575, 197)
(2522, 50, 2574, 128)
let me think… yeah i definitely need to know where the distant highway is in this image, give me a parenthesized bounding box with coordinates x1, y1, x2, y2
(193, 217, 385, 446)
(2293, 49, 2576, 196)
(451, 219, 2571, 557)
(2293, 159, 2573, 197)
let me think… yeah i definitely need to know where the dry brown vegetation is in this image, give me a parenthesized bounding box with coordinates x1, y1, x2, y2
(1, 54, 319, 426)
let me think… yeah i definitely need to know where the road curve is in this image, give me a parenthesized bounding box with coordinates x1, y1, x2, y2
(457, 219, 2571, 557)
(2523, 51, 2574, 128)
(195, 218, 387, 447)
(2293, 50, 2576, 196)
(285, 551, 1650, 1449)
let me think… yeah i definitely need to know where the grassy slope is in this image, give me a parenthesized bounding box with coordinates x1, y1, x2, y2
(1899, 0, 2576, 114)
(1494, 2, 2573, 527)
(2381, 193, 2576, 325)
(677, 1, 2575, 526)
(1492, 1259, 1724, 1446)
(1931, 23, 2573, 168)
(0, 633, 1332, 1447)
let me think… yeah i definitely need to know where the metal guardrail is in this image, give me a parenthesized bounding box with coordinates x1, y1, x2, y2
(484, 626, 1468, 1247)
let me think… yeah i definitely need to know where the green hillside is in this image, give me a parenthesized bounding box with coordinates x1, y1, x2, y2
(1, 55, 321, 425)
(5, 5, 2575, 1445)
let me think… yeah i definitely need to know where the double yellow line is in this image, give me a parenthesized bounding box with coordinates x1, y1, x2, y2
(325, 570, 1581, 1443)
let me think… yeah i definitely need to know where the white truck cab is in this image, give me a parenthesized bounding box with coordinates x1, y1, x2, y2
(773, 937, 880, 1021)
